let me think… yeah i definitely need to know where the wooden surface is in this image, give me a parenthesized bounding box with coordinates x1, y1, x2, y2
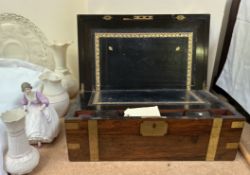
(97, 119, 211, 161)
(65, 121, 90, 161)
(29, 119, 250, 175)
(65, 117, 244, 161)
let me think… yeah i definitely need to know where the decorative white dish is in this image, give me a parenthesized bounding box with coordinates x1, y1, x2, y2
(0, 13, 54, 70)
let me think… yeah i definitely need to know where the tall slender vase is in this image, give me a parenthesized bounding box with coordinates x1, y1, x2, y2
(39, 71, 70, 117)
(1, 108, 39, 175)
(49, 42, 78, 99)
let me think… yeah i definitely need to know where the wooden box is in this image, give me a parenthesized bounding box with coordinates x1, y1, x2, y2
(65, 14, 245, 161)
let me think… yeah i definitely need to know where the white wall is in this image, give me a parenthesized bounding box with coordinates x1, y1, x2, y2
(0, 0, 88, 78)
(0, 0, 233, 88)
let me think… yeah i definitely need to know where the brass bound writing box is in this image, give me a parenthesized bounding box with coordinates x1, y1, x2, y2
(65, 14, 244, 161)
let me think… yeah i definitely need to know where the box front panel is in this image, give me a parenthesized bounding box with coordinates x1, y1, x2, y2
(97, 119, 212, 160)
(66, 119, 213, 161)
(65, 118, 245, 161)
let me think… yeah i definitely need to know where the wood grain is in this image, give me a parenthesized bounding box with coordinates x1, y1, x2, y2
(215, 119, 244, 160)
(65, 116, 244, 161)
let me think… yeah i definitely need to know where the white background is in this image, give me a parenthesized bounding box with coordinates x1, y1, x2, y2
(0, 0, 234, 88)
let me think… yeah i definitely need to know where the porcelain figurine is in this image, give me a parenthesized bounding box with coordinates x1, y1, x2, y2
(21, 82, 60, 146)
(39, 71, 70, 117)
(1, 108, 39, 175)
(49, 42, 79, 98)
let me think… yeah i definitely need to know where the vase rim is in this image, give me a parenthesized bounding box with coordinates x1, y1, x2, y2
(48, 41, 72, 47)
(39, 71, 61, 82)
(1, 108, 26, 123)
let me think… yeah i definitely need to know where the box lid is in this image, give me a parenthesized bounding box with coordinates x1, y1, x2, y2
(78, 14, 210, 92)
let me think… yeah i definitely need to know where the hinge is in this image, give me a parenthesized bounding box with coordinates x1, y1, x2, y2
(203, 82, 207, 89)
(80, 83, 84, 94)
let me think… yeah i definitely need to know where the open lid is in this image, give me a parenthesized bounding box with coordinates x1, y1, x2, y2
(78, 14, 210, 92)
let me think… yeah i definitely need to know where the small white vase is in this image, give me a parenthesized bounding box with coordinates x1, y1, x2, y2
(39, 71, 70, 117)
(49, 42, 79, 99)
(1, 108, 40, 175)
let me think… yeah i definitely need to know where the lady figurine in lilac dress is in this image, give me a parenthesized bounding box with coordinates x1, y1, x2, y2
(21, 82, 59, 147)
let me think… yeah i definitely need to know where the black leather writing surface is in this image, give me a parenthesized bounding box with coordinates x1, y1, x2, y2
(99, 37, 189, 90)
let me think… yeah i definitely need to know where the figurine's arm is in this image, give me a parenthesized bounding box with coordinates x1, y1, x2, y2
(36, 91, 49, 111)
(20, 95, 28, 111)
(21, 95, 28, 105)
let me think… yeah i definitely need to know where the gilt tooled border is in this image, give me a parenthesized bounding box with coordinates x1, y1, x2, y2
(94, 32, 193, 99)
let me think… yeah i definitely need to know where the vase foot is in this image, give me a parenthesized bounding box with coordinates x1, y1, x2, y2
(5, 147, 40, 175)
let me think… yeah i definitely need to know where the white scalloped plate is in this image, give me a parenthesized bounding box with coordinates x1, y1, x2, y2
(0, 13, 54, 70)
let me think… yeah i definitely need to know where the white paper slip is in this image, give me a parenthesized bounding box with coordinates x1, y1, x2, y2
(124, 106, 161, 118)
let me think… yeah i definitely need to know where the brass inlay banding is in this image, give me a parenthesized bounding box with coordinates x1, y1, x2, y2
(140, 121, 168, 136)
(231, 121, 245, 129)
(93, 90, 101, 106)
(65, 123, 80, 130)
(186, 33, 193, 91)
(92, 100, 204, 105)
(206, 118, 223, 161)
(88, 120, 99, 161)
(94, 32, 193, 92)
(134, 15, 153, 20)
(95, 35, 101, 91)
(68, 143, 81, 150)
(123, 15, 154, 21)
(226, 143, 239, 149)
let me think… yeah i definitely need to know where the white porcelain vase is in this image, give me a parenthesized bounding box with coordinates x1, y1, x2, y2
(49, 42, 78, 99)
(1, 108, 40, 175)
(39, 71, 70, 117)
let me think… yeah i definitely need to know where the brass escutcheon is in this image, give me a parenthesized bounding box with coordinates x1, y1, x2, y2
(123, 15, 153, 21)
(140, 121, 168, 136)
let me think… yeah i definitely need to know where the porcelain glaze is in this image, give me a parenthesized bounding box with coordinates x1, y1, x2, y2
(0, 13, 54, 70)
(1, 108, 39, 175)
(39, 71, 69, 117)
(49, 42, 78, 98)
